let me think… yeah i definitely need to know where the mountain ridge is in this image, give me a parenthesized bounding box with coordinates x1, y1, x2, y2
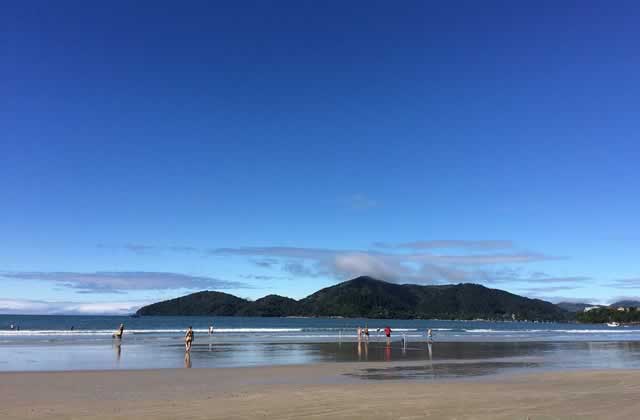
(610, 300, 640, 308)
(136, 276, 569, 321)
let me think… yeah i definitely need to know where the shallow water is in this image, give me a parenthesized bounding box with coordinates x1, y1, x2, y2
(2, 315, 639, 344)
(2, 315, 640, 376)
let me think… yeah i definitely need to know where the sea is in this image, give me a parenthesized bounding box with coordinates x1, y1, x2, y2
(2, 315, 640, 377)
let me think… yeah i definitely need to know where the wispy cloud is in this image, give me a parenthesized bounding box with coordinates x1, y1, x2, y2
(0, 298, 149, 315)
(604, 278, 640, 290)
(98, 243, 198, 255)
(252, 259, 279, 268)
(207, 245, 559, 284)
(527, 294, 602, 304)
(282, 261, 326, 278)
(373, 240, 514, 250)
(535, 276, 591, 283)
(108, 241, 577, 287)
(240, 274, 289, 281)
(208, 246, 553, 265)
(508, 273, 592, 284)
(518, 285, 582, 294)
(0, 271, 250, 293)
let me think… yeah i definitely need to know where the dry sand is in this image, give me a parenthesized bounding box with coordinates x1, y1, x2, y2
(2, 363, 640, 419)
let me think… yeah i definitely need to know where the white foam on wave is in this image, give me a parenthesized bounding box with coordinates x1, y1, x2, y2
(462, 328, 640, 334)
(0, 330, 117, 336)
(562, 329, 638, 334)
(3, 327, 638, 337)
(0, 328, 304, 336)
(211, 328, 303, 333)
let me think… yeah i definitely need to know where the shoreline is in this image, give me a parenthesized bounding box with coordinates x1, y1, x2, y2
(3, 340, 640, 373)
(2, 364, 640, 419)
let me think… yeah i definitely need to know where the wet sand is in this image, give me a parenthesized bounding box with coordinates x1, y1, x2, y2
(2, 364, 640, 419)
(4, 340, 640, 372)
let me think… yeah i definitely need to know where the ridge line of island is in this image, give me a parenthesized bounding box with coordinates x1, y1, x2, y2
(136, 276, 640, 324)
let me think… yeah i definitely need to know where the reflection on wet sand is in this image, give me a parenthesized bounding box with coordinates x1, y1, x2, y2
(357, 340, 369, 361)
(184, 352, 191, 368)
(318, 341, 555, 363)
(346, 361, 542, 381)
(6, 339, 640, 374)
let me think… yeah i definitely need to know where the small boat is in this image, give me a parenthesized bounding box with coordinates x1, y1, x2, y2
(607, 322, 620, 327)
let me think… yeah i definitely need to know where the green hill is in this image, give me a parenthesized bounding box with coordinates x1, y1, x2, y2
(556, 302, 595, 313)
(136, 291, 247, 316)
(237, 295, 300, 317)
(136, 276, 569, 321)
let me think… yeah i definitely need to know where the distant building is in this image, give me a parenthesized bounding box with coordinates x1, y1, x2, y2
(617, 307, 626, 312)
(584, 306, 601, 312)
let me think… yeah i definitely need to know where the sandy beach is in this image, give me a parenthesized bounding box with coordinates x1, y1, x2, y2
(2, 363, 640, 419)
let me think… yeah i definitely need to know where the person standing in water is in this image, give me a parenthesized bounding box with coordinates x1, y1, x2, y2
(185, 326, 194, 352)
(356, 326, 362, 341)
(208, 325, 214, 336)
(113, 323, 124, 340)
(427, 328, 433, 341)
(384, 326, 392, 344)
(364, 325, 369, 342)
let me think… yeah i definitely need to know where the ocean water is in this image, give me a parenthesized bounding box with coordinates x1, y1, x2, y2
(2, 315, 640, 374)
(2, 315, 639, 344)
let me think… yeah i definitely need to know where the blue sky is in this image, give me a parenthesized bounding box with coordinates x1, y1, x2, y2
(2, 1, 640, 314)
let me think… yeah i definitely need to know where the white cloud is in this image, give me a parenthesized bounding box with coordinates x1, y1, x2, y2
(208, 245, 560, 284)
(333, 253, 410, 281)
(0, 271, 249, 293)
(110, 242, 583, 289)
(0, 299, 149, 315)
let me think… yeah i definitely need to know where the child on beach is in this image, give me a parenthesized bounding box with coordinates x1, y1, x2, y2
(185, 326, 194, 352)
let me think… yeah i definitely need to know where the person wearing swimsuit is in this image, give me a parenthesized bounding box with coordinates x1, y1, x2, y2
(185, 326, 194, 352)
(113, 323, 125, 340)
